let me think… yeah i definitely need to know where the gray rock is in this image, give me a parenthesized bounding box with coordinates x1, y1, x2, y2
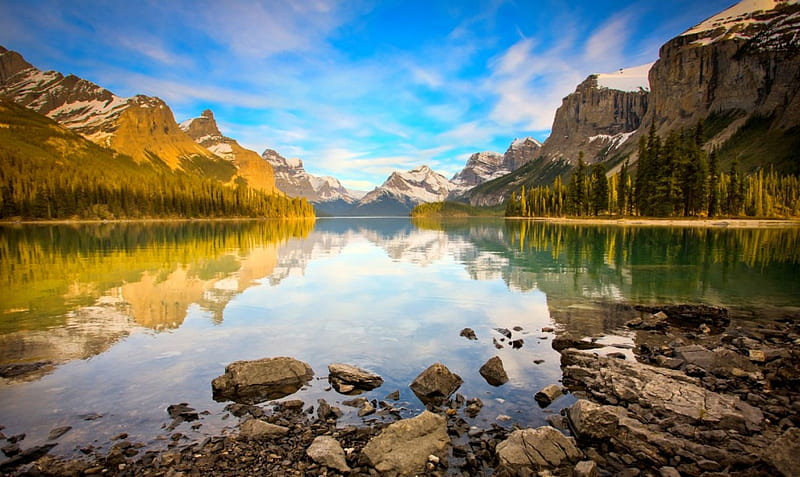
(306, 435, 350, 473)
(495, 426, 582, 474)
(479, 356, 509, 386)
(561, 349, 763, 432)
(574, 459, 598, 477)
(552, 332, 603, 352)
(328, 363, 383, 393)
(212, 357, 313, 404)
(238, 419, 289, 440)
(358, 401, 376, 417)
(535, 384, 563, 407)
(409, 363, 463, 404)
(658, 467, 681, 477)
(47, 426, 72, 441)
(763, 427, 800, 477)
(362, 410, 449, 476)
(460, 328, 478, 340)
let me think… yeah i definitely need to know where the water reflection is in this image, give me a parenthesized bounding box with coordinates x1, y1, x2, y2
(0, 218, 797, 460)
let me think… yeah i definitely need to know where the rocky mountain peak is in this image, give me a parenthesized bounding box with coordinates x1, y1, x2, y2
(260, 148, 355, 206)
(180, 108, 223, 140)
(0, 45, 34, 83)
(504, 137, 542, 170)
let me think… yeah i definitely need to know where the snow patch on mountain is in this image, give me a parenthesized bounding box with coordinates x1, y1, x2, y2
(356, 165, 457, 211)
(587, 131, 635, 150)
(595, 63, 653, 92)
(683, 0, 797, 36)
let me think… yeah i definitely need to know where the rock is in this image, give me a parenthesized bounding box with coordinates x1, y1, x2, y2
(465, 398, 483, 418)
(535, 384, 563, 407)
(317, 399, 342, 421)
(542, 327, 555, 333)
(328, 363, 384, 393)
(626, 311, 669, 330)
(409, 363, 463, 404)
(358, 401, 376, 417)
(361, 411, 449, 476)
(0, 444, 57, 473)
(763, 427, 800, 477)
(342, 397, 368, 407)
(0, 361, 52, 378)
(479, 356, 509, 386)
(510, 339, 524, 349)
(634, 304, 729, 331)
(562, 349, 763, 432)
(749, 349, 766, 362)
(460, 328, 478, 340)
(46, 426, 72, 441)
(655, 355, 684, 369)
(385, 390, 400, 400)
(552, 332, 603, 352)
(574, 459, 598, 477)
(238, 419, 289, 440)
(493, 338, 504, 349)
(167, 403, 199, 421)
(658, 467, 681, 477)
(212, 357, 313, 404)
(495, 328, 512, 339)
(495, 426, 582, 474)
(306, 436, 350, 473)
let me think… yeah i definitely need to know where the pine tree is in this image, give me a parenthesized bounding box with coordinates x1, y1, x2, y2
(590, 163, 609, 216)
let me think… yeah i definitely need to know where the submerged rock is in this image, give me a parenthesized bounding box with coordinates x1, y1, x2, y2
(211, 357, 313, 404)
(361, 410, 449, 476)
(552, 332, 603, 352)
(495, 426, 582, 474)
(479, 356, 509, 386)
(409, 363, 463, 405)
(328, 363, 383, 394)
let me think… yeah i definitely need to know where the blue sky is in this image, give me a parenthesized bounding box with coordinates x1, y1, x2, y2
(1, 0, 734, 191)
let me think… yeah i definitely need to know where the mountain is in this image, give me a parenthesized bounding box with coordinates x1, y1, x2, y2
(451, 151, 505, 188)
(260, 148, 358, 215)
(0, 46, 263, 187)
(537, 65, 650, 166)
(351, 166, 458, 215)
(476, 0, 800, 202)
(0, 97, 313, 219)
(180, 109, 275, 192)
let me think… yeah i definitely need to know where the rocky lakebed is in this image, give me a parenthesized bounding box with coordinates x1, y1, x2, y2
(2, 304, 799, 476)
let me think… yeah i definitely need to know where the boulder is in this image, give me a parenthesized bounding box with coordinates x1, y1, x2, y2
(552, 332, 603, 352)
(574, 460, 598, 477)
(495, 426, 582, 474)
(306, 435, 350, 473)
(361, 410, 449, 476)
(328, 363, 383, 394)
(633, 304, 730, 331)
(534, 384, 563, 407)
(409, 363, 463, 404)
(460, 328, 478, 340)
(479, 356, 508, 386)
(238, 419, 289, 440)
(561, 349, 763, 432)
(212, 357, 313, 404)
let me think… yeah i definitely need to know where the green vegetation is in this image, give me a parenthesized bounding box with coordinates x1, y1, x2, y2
(410, 201, 503, 218)
(506, 123, 800, 218)
(0, 99, 314, 220)
(463, 157, 573, 201)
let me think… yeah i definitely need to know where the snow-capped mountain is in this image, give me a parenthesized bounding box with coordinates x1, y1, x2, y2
(180, 109, 275, 192)
(351, 165, 458, 215)
(451, 151, 506, 188)
(261, 148, 358, 215)
(503, 137, 543, 170)
(0, 46, 270, 188)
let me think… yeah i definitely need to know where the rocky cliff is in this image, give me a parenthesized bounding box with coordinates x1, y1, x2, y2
(181, 110, 275, 192)
(503, 137, 543, 170)
(642, 0, 800, 155)
(0, 46, 254, 182)
(538, 68, 649, 165)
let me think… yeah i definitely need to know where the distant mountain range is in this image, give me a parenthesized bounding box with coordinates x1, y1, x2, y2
(2, 0, 798, 217)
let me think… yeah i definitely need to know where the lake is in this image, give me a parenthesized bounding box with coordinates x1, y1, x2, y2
(0, 218, 798, 459)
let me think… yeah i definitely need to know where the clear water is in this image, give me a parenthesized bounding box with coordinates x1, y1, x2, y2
(0, 218, 798, 458)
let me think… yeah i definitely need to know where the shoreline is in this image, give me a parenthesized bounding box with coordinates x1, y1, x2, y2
(0, 217, 317, 226)
(504, 216, 800, 228)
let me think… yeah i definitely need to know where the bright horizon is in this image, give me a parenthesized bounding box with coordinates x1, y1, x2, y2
(1, 0, 735, 191)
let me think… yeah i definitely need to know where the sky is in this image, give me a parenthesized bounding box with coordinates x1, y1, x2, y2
(1, 0, 735, 191)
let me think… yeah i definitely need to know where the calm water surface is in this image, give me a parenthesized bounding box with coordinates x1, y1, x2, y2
(0, 218, 798, 459)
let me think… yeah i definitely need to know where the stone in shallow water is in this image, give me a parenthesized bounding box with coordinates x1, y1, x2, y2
(479, 356, 508, 386)
(211, 356, 313, 404)
(535, 384, 563, 407)
(328, 363, 383, 394)
(409, 363, 463, 405)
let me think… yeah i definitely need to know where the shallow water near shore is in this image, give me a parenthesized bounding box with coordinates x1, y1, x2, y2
(0, 218, 798, 460)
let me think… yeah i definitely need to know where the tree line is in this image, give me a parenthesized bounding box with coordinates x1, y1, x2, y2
(506, 124, 800, 218)
(0, 150, 315, 220)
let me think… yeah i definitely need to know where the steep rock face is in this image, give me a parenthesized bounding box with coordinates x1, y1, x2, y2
(0, 46, 239, 177)
(353, 166, 457, 215)
(643, 0, 800, 135)
(260, 149, 355, 208)
(451, 151, 505, 188)
(539, 72, 649, 165)
(181, 110, 275, 192)
(503, 137, 542, 170)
